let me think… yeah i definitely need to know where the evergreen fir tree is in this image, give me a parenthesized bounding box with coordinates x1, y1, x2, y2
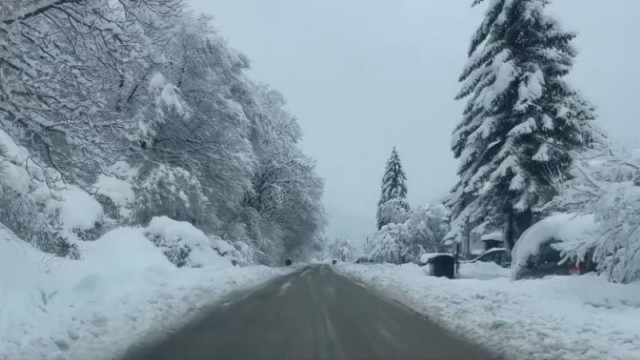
(448, 0, 594, 250)
(377, 147, 409, 229)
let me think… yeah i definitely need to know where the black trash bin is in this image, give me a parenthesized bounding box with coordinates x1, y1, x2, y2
(427, 254, 455, 279)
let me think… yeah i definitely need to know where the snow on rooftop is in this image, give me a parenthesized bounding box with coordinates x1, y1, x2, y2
(419, 253, 453, 264)
(481, 231, 502, 241)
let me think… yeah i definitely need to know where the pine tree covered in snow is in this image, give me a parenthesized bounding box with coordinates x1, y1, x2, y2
(449, 0, 594, 250)
(377, 147, 409, 230)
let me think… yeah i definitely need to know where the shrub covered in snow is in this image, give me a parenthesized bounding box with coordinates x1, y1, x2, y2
(369, 223, 407, 264)
(143, 216, 244, 268)
(93, 169, 136, 221)
(369, 202, 450, 264)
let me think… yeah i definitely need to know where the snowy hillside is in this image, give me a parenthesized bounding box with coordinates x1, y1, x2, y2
(0, 225, 291, 360)
(0, 99, 296, 359)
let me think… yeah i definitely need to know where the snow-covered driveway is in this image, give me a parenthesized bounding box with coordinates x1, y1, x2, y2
(337, 263, 640, 360)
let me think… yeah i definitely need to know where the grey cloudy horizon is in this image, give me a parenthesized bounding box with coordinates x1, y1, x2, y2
(188, 0, 640, 243)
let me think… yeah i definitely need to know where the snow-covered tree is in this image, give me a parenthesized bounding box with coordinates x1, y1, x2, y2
(0, 0, 182, 180)
(239, 84, 326, 262)
(377, 147, 409, 229)
(0, 1, 326, 265)
(378, 198, 410, 230)
(551, 143, 640, 283)
(327, 236, 357, 262)
(369, 223, 408, 264)
(449, 0, 594, 250)
(404, 203, 450, 258)
(370, 202, 449, 264)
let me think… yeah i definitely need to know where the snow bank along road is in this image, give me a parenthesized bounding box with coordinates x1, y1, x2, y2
(121, 265, 500, 360)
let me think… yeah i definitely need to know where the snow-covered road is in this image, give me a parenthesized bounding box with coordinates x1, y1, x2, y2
(337, 263, 640, 360)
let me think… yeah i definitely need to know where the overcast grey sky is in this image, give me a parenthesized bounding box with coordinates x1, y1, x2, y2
(189, 0, 640, 242)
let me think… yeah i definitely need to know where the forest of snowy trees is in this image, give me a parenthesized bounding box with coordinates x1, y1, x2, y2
(3, 1, 640, 359)
(0, 0, 325, 265)
(3, 0, 640, 284)
(363, 0, 640, 284)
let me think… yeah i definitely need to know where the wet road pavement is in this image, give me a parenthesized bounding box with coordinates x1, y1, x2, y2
(122, 265, 500, 360)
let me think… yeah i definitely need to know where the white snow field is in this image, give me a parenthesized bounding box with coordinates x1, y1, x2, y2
(0, 225, 292, 360)
(337, 263, 640, 360)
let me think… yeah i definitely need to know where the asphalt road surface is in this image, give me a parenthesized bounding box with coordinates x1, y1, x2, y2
(122, 265, 500, 360)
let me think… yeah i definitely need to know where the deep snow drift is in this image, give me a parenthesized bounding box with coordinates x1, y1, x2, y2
(0, 225, 292, 360)
(337, 263, 640, 360)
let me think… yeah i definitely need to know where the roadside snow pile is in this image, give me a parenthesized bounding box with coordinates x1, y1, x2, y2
(458, 261, 510, 280)
(0, 225, 292, 360)
(338, 264, 640, 360)
(512, 214, 597, 279)
(144, 216, 237, 268)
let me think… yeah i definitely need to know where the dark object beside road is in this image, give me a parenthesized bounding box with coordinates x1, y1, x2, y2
(355, 257, 373, 264)
(514, 241, 596, 280)
(285, 259, 292, 266)
(427, 254, 455, 279)
(332, 260, 338, 265)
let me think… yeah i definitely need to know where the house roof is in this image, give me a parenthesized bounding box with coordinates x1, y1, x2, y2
(481, 231, 502, 241)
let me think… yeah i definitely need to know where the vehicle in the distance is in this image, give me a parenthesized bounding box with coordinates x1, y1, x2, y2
(355, 257, 374, 264)
(468, 248, 509, 268)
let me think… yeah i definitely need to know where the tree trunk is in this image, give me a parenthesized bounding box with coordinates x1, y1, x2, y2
(503, 208, 533, 253)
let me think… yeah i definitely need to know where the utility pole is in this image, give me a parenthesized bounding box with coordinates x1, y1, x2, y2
(397, 226, 402, 265)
